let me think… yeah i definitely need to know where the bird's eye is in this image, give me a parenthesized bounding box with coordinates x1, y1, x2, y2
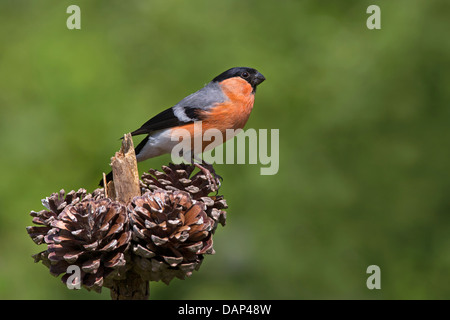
(241, 72, 249, 78)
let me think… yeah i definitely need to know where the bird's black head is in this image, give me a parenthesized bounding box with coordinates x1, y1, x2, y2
(212, 67, 266, 92)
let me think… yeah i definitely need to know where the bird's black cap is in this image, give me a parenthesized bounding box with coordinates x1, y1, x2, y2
(212, 67, 265, 92)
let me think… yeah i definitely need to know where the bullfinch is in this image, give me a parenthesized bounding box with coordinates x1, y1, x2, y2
(101, 67, 265, 189)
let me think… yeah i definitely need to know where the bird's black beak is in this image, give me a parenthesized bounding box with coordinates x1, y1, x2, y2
(253, 72, 266, 86)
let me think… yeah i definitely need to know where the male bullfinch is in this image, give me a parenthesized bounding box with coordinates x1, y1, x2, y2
(101, 67, 265, 189)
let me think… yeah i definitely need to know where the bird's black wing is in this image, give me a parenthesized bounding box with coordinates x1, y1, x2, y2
(129, 82, 226, 137)
(130, 108, 184, 136)
(129, 106, 205, 136)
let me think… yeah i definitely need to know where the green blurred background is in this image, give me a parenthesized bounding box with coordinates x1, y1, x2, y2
(0, 0, 449, 299)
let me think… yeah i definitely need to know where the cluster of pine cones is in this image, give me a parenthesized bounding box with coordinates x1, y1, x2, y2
(26, 164, 227, 292)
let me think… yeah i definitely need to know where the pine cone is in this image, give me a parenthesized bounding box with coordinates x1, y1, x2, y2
(141, 163, 228, 227)
(129, 190, 215, 284)
(45, 198, 131, 292)
(27, 188, 91, 247)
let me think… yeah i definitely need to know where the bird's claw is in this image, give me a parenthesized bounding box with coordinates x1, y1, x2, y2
(194, 163, 221, 192)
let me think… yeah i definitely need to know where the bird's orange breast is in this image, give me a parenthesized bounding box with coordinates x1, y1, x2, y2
(174, 77, 255, 152)
(202, 77, 255, 132)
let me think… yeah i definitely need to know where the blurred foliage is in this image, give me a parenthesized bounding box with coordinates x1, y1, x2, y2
(0, 0, 449, 299)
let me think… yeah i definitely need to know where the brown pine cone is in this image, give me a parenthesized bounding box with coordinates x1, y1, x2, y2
(140, 163, 228, 227)
(27, 188, 93, 246)
(45, 198, 131, 292)
(129, 190, 215, 284)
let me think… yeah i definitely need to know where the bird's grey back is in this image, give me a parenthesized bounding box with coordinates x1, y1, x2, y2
(174, 81, 227, 111)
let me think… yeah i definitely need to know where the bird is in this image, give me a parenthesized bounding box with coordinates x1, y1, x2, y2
(100, 66, 266, 189)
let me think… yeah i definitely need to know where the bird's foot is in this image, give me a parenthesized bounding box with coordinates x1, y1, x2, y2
(194, 162, 221, 192)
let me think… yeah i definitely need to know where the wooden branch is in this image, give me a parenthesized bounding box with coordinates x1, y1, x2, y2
(108, 133, 149, 300)
(110, 270, 149, 300)
(110, 133, 141, 203)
